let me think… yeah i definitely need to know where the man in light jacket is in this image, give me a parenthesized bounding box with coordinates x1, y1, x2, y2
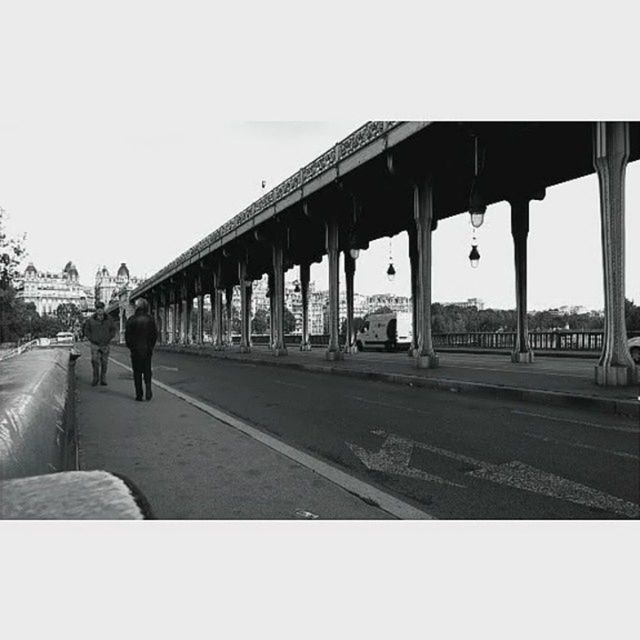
(82, 301, 117, 386)
(124, 298, 158, 401)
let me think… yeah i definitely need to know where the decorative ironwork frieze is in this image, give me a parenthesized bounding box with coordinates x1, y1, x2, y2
(136, 121, 401, 293)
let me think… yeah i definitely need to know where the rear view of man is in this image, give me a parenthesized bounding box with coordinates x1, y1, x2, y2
(83, 301, 117, 386)
(125, 298, 158, 401)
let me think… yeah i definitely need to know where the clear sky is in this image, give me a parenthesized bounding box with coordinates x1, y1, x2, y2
(1, 3, 638, 312)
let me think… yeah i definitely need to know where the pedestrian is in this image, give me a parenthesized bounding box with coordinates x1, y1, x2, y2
(124, 297, 158, 401)
(82, 301, 116, 386)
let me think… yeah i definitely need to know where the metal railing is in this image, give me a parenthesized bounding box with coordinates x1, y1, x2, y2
(0, 338, 39, 362)
(161, 330, 640, 352)
(432, 331, 640, 351)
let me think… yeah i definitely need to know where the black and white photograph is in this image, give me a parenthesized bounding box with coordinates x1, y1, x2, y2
(1, 2, 638, 638)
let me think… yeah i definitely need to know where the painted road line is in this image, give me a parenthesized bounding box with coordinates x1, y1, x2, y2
(511, 409, 640, 434)
(273, 380, 308, 389)
(109, 357, 435, 520)
(156, 365, 179, 371)
(352, 395, 434, 416)
(523, 431, 640, 461)
(347, 434, 464, 487)
(371, 429, 640, 519)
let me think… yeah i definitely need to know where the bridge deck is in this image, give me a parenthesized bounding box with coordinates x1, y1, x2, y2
(155, 344, 640, 411)
(75, 343, 396, 519)
(75, 343, 639, 520)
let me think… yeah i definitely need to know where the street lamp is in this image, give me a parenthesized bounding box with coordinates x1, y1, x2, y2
(386, 263, 396, 281)
(386, 237, 395, 281)
(348, 229, 361, 260)
(469, 136, 486, 228)
(469, 244, 480, 269)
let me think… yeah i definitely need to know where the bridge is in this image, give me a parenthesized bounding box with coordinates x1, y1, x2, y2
(107, 121, 640, 387)
(3, 121, 639, 522)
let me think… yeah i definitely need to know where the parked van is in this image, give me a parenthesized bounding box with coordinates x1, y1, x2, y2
(356, 312, 412, 352)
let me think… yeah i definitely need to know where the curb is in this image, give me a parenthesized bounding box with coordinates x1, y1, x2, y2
(153, 345, 640, 419)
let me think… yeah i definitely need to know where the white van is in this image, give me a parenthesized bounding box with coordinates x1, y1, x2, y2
(356, 312, 413, 352)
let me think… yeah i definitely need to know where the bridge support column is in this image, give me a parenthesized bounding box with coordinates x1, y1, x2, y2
(159, 304, 165, 344)
(510, 196, 535, 363)
(119, 308, 125, 345)
(271, 238, 287, 356)
(408, 226, 418, 357)
(593, 122, 637, 386)
(158, 305, 164, 345)
(299, 262, 311, 351)
(246, 281, 253, 350)
(213, 289, 224, 350)
(344, 252, 357, 354)
(268, 272, 275, 350)
(213, 266, 224, 350)
(413, 179, 438, 369)
(186, 297, 193, 344)
(238, 260, 251, 353)
(196, 294, 204, 345)
(225, 286, 234, 348)
(325, 217, 343, 361)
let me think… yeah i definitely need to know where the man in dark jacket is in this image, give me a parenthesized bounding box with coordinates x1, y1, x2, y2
(124, 298, 158, 401)
(83, 301, 117, 386)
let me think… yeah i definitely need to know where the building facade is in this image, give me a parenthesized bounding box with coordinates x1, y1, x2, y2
(15, 261, 95, 315)
(95, 263, 144, 307)
(366, 293, 411, 314)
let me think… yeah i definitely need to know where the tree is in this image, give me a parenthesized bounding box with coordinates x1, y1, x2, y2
(231, 305, 241, 334)
(0, 207, 27, 343)
(283, 307, 297, 334)
(252, 308, 269, 334)
(370, 306, 393, 315)
(56, 303, 84, 332)
(625, 298, 640, 332)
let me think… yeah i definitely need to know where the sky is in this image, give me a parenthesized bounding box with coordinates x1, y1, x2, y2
(1, 3, 639, 312)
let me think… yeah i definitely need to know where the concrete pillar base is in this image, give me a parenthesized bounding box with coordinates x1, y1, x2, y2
(326, 350, 343, 361)
(272, 347, 288, 357)
(299, 342, 312, 351)
(239, 345, 251, 354)
(595, 364, 636, 386)
(511, 351, 535, 363)
(415, 353, 439, 369)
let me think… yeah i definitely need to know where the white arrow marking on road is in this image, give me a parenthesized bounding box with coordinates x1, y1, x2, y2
(358, 430, 640, 519)
(347, 434, 465, 487)
(468, 461, 640, 519)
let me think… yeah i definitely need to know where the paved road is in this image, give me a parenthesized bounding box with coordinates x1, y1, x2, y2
(110, 346, 640, 519)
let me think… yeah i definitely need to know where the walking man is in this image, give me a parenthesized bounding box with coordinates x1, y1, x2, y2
(125, 298, 158, 401)
(83, 301, 116, 386)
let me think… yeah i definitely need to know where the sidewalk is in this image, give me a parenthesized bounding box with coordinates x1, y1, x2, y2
(75, 345, 401, 519)
(156, 343, 640, 417)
